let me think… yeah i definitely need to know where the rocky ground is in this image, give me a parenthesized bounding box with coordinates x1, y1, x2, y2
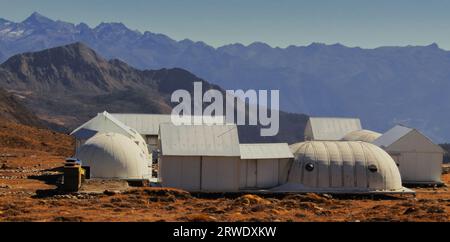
(0, 119, 449, 222)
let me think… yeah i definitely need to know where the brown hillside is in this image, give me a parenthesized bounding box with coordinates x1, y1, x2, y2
(0, 118, 73, 157)
(0, 88, 42, 127)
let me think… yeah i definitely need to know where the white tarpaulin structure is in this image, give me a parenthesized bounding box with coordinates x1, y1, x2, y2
(273, 141, 409, 193)
(70, 111, 149, 157)
(304, 117, 362, 141)
(159, 123, 241, 192)
(111, 114, 226, 151)
(76, 133, 151, 180)
(111, 114, 171, 151)
(239, 143, 293, 189)
(342, 129, 382, 143)
(373, 125, 444, 184)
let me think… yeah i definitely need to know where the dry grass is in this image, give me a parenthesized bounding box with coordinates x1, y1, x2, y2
(0, 119, 449, 222)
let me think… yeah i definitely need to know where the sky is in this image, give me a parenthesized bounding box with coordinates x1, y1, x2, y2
(1, 0, 450, 49)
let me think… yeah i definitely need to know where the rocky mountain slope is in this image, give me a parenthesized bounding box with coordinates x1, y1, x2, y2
(0, 87, 42, 127)
(0, 42, 307, 143)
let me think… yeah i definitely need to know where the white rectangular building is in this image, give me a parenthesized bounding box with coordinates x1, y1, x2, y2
(158, 123, 241, 192)
(239, 143, 294, 189)
(373, 125, 444, 184)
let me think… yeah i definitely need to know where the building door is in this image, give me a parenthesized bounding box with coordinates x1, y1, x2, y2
(398, 152, 416, 182)
(257, 159, 279, 188)
(201, 157, 240, 191)
(240, 160, 257, 189)
(390, 153, 400, 167)
(247, 160, 257, 188)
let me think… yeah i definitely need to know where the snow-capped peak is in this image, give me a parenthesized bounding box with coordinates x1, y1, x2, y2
(22, 12, 54, 25)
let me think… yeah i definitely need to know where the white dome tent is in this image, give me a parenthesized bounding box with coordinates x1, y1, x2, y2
(273, 141, 410, 193)
(76, 133, 151, 180)
(70, 111, 150, 157)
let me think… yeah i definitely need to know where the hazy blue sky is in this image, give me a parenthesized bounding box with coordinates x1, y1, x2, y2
(1, 0, 450, 49)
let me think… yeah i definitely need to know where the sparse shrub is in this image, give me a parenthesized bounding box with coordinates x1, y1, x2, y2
(234, 194, 271, 206)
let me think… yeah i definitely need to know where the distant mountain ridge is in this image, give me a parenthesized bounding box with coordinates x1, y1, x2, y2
(1, 13, 450, 142)
(0, 42, 308, 143)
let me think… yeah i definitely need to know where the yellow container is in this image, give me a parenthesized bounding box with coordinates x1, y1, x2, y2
(63, 165, 82, 192)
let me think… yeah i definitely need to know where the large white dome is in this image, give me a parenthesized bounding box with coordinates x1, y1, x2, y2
(281, 141, 403, 192)
(76, 132, 151, 180)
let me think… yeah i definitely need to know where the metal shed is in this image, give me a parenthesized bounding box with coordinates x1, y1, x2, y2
(342, 129, 382, 143)
(239, 143, 294, 189)
(304, 117, 362, 141)
(273, 141, 410, 193)
(373, 125, 444, 184)
(158, 123, 241, 192)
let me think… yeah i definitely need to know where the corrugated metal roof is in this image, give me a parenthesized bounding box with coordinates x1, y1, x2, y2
(111, 114, 172, 135)
(373, 125, 413, 147)
(160, 123, 240, 157)
(240, 143, 294, 159)
(111, 114, 227, 135)
(306, 117, 362, 141)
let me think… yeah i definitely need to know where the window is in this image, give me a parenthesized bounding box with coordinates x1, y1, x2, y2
(305, 163, 314, 172)
(368, 164, 378, 173)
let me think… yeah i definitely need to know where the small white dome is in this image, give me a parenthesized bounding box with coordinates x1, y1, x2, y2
(285, 141, 402, 192)
(76, 132, 150, 179)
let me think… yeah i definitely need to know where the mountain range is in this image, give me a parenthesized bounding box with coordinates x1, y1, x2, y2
(0, 42, 308, 143)
(1, 12, 450, 142)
